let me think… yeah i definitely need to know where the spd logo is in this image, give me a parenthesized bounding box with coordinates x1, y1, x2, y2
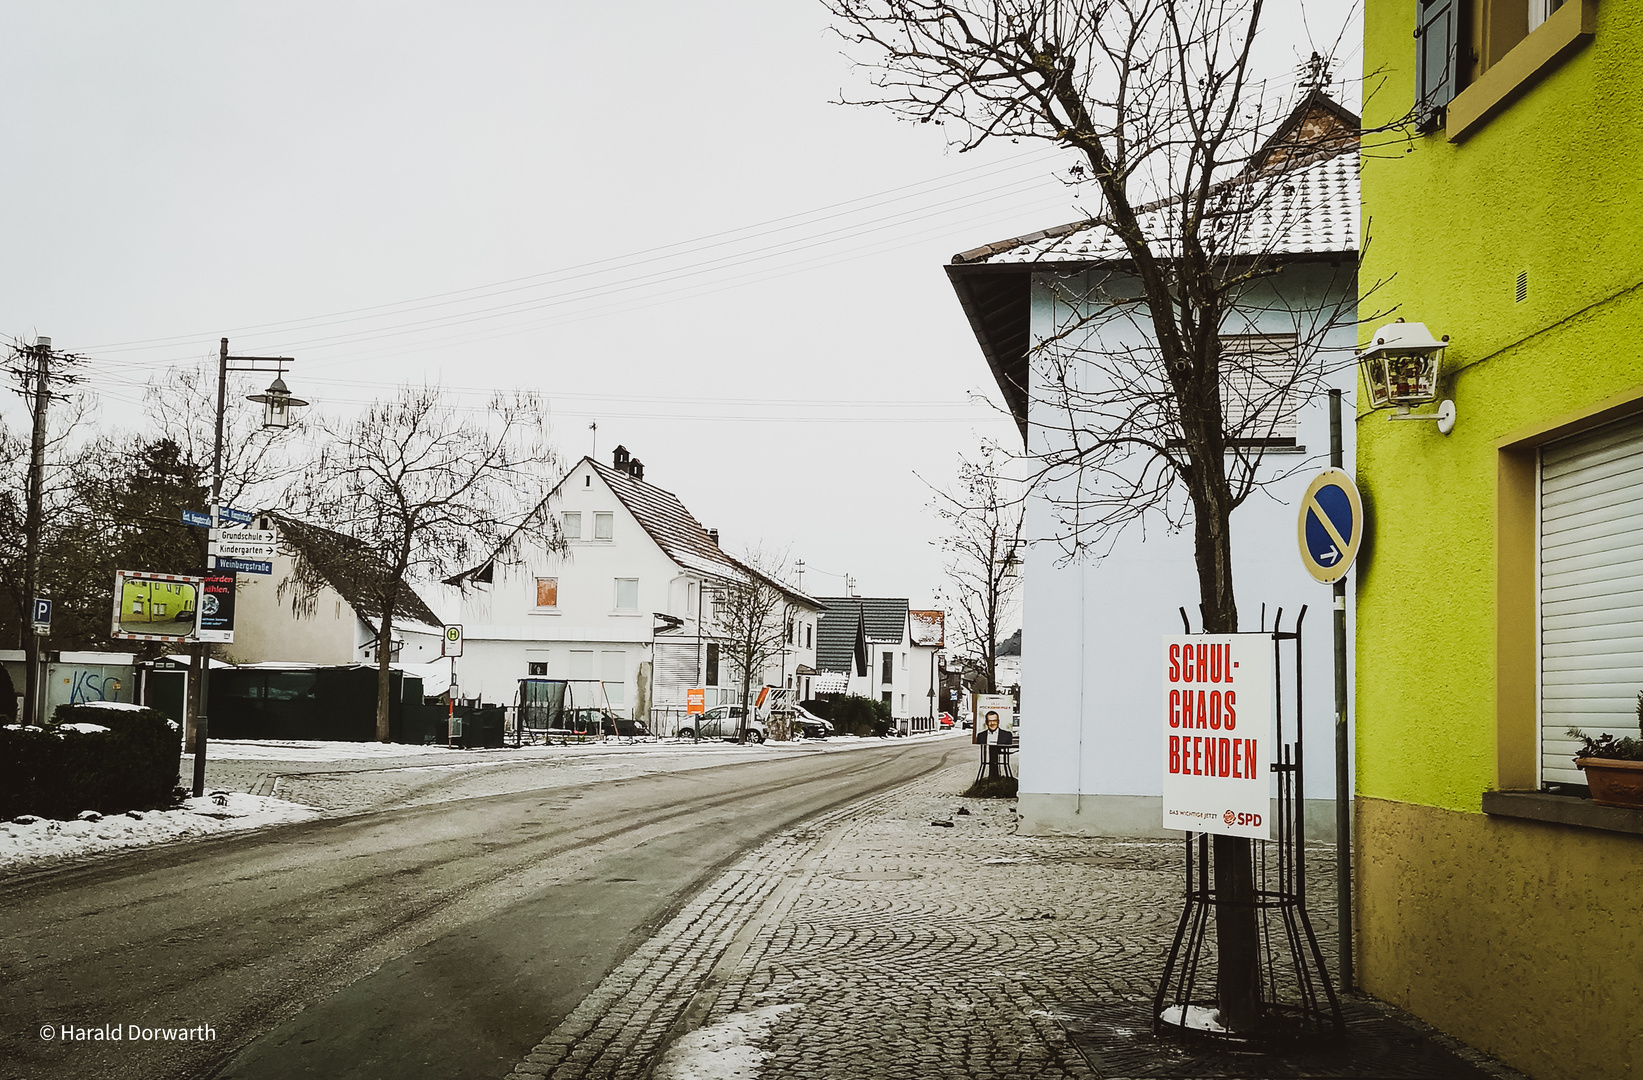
(1223, 810, 1236, 825)
(1225, 810, 1263, 828)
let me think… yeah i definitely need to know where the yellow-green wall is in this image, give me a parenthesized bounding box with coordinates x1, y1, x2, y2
(1359, 3, 1643, 1077)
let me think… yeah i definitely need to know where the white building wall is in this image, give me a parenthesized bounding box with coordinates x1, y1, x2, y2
(455, 459, 686, 714)
(1017, 264, 1356, 838)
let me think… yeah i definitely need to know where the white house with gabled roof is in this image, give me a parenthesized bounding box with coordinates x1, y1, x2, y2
(945, 92, 1359, 837)
(447, 447, 822, 722)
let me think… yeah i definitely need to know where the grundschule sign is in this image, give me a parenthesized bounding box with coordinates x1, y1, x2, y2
(1161, 634, 1272, 840)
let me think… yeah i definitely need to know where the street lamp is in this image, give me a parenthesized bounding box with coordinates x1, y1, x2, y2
(190, 338, 308, 796)
(246, 375, 308, 430)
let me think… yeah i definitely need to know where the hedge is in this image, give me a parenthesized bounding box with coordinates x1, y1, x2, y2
(804, 694, 893, 737)
(0, 704, 183, 820)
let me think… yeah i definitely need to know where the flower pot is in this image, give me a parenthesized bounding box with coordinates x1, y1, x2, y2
(1575, 757, 1643, 810)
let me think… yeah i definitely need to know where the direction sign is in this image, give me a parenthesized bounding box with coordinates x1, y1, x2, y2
(209, 528, 277, 561)
(32, 597, 52, 634)
(218, 506, 254, 525)
(442, 624, 463, 658)
(182, 509, 212, 528)
(215, 556, 272, 575)
(1297, 469, 1364, 584)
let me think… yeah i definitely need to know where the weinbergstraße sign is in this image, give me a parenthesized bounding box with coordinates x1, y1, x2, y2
(1161, 634, 1273, 840)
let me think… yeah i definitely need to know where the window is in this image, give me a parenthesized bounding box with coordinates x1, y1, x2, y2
(528, 662, 548, 676)
(535, 577, 558, 609)
(706, 642, 720, 687)
(786, 619, 795, 645)
(602, 650, 626, 706)
(1219, 335, 1301, 445)
(689, 581, 699, 616)
(901, 651, 907, 669)
(614, 578, 638, 612)
(562, 512, 581, 540)
(1417, 0, 1595, 139)
(1538, 413, 1643, 789)
(594, 512, 614, 540)
(882, 652, 894, 685)
(881, 691, 892, 707)
(805, 624, 812, 649)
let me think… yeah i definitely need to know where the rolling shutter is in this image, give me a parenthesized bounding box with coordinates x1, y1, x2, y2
(1540, 412, 1643, 786)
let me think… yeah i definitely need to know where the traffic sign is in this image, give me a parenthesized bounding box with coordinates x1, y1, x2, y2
(31, 597, 51, 634)
(182, 509, 212, 528)
(209, 528, 277, 561)
(215, 556, 272, 575)
(218, 506, 254, 525)
(1297, 469, 1364, 584)
(442, 624, 463, 657)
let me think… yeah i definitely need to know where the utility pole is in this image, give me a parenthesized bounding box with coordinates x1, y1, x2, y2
(21, 337, 52, 727)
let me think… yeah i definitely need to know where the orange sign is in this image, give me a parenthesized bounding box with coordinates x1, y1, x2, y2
(686, 688, 706, 715)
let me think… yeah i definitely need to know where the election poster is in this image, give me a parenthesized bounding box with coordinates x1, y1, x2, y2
(1161, 634, 1273, 840)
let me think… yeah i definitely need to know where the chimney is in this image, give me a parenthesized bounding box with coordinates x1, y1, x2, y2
(707, 528, 720, 546)
(629, 458, 644, 481)
(612, 444, 630, 472)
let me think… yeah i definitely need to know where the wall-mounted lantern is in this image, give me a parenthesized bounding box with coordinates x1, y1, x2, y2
(1357, 320, 1455, 435)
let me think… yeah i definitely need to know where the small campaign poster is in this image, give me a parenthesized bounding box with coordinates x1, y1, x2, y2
(195, 573, 237, 644)
(1161, 634, 1273, 840)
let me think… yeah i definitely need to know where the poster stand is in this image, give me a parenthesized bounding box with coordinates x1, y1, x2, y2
(1153, 605, 1343, 1042)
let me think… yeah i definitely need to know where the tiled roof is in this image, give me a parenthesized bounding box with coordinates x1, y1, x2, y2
(910, 609, 945, 648)
(815, 604, 861, 674)
(268, 514, 445, 629)
(951, 149, 1358, 267)
(591, 459, 820, 610)
(816, 597, 909, 644)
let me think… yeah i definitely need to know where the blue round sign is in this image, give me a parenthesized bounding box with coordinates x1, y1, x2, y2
(1297, 469, 1363, 584)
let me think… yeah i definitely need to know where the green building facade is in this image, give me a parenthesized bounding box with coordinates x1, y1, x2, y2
(1358, 2, 1643, 1078)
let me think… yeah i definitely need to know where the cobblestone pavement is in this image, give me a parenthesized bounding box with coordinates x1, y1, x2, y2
(502, 754, 1530, 1080)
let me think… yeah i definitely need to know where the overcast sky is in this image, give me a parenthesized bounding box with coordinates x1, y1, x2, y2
(0, 2, 1357, 614)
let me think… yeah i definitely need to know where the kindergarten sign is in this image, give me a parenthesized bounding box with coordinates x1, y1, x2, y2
(1162, 634, 1273, 840)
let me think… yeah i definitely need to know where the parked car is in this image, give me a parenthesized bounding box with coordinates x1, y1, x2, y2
(938, 712, 956, 729)
(786, 704, 833, 739)
(677, 705, 767, 744)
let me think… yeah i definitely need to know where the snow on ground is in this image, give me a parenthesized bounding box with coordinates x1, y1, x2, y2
(652, 1005, 802, 1080)
(0, 793, 320, 872)
(203, 739, 468, 762)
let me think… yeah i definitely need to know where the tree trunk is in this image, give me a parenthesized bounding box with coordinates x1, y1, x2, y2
(375, 612, 393, 743)
(1186, 447, 1262, 1033)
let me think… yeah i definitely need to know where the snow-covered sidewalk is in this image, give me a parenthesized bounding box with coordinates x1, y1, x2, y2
(0, 792, 320, 873)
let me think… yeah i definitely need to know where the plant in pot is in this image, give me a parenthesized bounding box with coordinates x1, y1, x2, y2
(1566, 693, 1643, 809)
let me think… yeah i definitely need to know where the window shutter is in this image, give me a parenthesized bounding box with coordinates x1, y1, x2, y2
(1415, 0, 1460, 129)
(1539, 413, 1643, 787)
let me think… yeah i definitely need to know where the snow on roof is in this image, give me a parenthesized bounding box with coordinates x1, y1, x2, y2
(951, 149, 1357, 267)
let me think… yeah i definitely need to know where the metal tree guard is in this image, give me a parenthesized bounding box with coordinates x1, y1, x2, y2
(1154, 605, 1343, 1042)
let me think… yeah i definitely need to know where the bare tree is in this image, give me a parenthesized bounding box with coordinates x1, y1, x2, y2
(934, 443, 1024, 696)
(709, 547, 796, 743)
(286, 386, 564, 742)
(827, 0, 1358, 1030)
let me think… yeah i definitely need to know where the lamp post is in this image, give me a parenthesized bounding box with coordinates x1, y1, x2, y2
(190, 338, 307, 796)
(1357, 319, 1454, 434)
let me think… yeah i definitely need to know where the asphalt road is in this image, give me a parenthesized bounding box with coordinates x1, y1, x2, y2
(0, 737, 966, 1080)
